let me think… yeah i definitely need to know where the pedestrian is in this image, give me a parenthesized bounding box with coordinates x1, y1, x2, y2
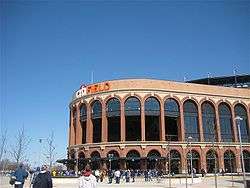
(131, 169, 135, 182)
(144, 170, 148, 182)
(114, 169, 120, 184)
(30, 167, 40, 187)
(107, 169, 113, 184)
(12, 163, 29, 188)
(78, 164, 97, 188)
(94, 169, 100, 182)
(32, 165, 53, 188)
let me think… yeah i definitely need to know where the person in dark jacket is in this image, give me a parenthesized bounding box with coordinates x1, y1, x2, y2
(13, 163, 29, 188)
(33, 165, 52, 188)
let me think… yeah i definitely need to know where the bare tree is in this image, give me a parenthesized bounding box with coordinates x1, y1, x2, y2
(0, 127, 7, 161)
(10, 126, 31, 164)
(44, 131, 56, 170)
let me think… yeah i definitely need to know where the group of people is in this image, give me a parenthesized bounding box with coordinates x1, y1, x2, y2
(106, 169, 137, 184)
(10, 163, 52, 188)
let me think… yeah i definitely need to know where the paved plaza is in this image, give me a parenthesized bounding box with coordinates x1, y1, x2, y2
(1, 175, 249, 188)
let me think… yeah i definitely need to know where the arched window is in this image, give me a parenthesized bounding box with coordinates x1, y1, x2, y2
(183, 100, 199, 141)
(167, 150, 181, 174)
(90, 151, 101, 170)
(202, 102, 216, 142)
(219, 103, 233, 142)
(80, 104, 87, 121)
(125, 97, 141, 141)
(234, 104, 249, 142)
(164, 99, 180, 141)
(145, 97, 160, 141)
(224, 150, 236, 173)
(126, 150, 141, 170)
(125, 97, 141, 115)
(106, 98, 121, 142)
(80, 104, 87, 144)
(243, 150, 250, 172)
(91, 100, 102, 143)
(206, 150, 218, 173)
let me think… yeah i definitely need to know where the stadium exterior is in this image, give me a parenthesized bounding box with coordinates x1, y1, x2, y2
(67, 78, 250, 174)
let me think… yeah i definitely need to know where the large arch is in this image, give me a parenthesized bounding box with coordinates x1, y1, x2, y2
(206, 149, 218, 173)
(224, 150, 236, 173)
(243, 150, 250, 172)
(145, 97, 160, 141)
(183, 100, 200, 142)
(90, 151, 101, 170)
(78, 152, 86, 171)
(80, 103, 87, 144)
(202, 102, 216, 142)
(234, 104, 249, 142)
(106, 97, 121, 142)
(164, 98, 180, 141)
(147, 150, 161, 169)
(107, 150, 120, 170)
(91, 100, 102, 143)
(167, 150, 181, 174)
(126, 150, 141, 170)
(125, 97, 141, 141)
(218, 103, 233, 142)
(186, 150, 200, 173)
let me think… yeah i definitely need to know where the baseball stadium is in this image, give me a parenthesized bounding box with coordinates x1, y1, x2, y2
(64, 74, 250, 175)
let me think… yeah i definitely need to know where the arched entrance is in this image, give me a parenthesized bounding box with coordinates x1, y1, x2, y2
(147, 150, 161, 169)
(167, 150, 181, 174)
(107, 150, 120, 170)
(187, 150, 200, 173)
(206, 150, 218, 173)
(243, 150, 250, 172)
(126, 150, 141, 170)
(78, 152, 86, 171)
(224, 150, 236, 173)
(164, 99, 180, 141)
(90, 151, 101, 170)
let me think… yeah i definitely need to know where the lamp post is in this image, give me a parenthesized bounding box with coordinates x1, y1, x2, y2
(188, 136, 193, 184)
(235, 116, 247, 188)
(108, 154, 114, 170)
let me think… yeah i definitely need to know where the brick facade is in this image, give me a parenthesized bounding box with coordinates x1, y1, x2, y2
(68, 79, 250, 173)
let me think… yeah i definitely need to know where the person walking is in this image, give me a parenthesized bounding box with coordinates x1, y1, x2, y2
(114, 169, 120, 184)
(12, 163, 29, 188)
(94, 169, 100, 182)
(32, 165, 52, 188)
(78, 164, 97, 188)
(131, 169, 135, 182)
(107, 169, 113, 184)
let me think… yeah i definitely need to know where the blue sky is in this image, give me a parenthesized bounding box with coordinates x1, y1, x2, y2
(1, 1, 250, 166)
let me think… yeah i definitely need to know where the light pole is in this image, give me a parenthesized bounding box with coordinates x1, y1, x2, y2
(188, 136, 193, 184)
(235, 116, 247, 188)
(108, 154, 114, 170)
